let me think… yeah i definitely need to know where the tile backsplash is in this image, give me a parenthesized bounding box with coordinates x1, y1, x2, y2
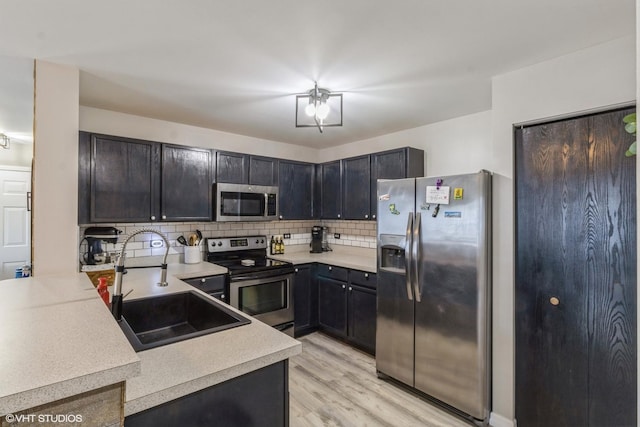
(79, 219, 377, 264)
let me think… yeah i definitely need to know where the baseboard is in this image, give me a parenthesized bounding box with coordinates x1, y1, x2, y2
(489, 412, 514, 427)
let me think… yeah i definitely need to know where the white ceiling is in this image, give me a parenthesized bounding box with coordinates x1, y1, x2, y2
(0, 0, 635, 148)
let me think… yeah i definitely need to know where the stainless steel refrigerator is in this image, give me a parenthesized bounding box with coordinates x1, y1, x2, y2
(376, 171, 491, 424)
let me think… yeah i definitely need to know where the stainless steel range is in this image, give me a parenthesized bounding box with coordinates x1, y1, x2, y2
(205, 236, 295, 336)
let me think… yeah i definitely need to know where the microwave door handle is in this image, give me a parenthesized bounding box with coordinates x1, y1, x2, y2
(264, 193, 269, 218)
(405, 212, 414, 301)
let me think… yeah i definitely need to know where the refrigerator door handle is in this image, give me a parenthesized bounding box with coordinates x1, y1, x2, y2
(412, 212, 422, 302)
(404, 212, 414, 301)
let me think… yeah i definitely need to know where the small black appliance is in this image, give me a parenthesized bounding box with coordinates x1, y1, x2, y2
(83, 227, 122, 265)
(310, 226, 323, 253)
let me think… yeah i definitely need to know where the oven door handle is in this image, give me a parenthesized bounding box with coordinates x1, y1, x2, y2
(231, 272, 294, 283)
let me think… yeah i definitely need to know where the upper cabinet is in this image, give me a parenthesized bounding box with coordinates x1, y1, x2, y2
(370, 148, 424, 219)
(249, 155, 278, 186)
(78, 132, 211, 224)
(319, 161, 341, 219)
(215, 151, 278, 186)
(215, 151, 249, 184)
(161, 144, 211, 221)
(278, 160, 315, 220)
(342, 155, 371, 220)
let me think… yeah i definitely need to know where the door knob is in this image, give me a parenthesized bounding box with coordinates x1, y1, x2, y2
(549, 296, 560, 306)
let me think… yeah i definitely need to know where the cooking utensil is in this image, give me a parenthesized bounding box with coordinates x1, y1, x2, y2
(196, 229, 203, 245)
(189, 234, 197, 246)
(177, 235, 188, 246)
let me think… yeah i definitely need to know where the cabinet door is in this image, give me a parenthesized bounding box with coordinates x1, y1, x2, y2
(161, 145, 211, 221)
(249, 156, 278, 186)
(321, 161, 341, 219)
(278, 160, 314, 220)
(317, 276, 347, 337)
(370, 149, 406, 220)
(342, 155, 371, 220)
(348, 284, 377, 354)
(293, 265, 318, 336)
(216, 151, 249, 184)
(90, 135, 160, 223)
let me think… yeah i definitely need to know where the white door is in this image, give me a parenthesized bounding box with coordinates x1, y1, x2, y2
(0, 168, 31, 280)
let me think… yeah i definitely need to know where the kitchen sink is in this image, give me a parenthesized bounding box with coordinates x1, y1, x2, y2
(118, 291, 250, 352)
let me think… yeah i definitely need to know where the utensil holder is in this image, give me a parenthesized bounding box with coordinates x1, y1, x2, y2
(184, 246, 201, 264)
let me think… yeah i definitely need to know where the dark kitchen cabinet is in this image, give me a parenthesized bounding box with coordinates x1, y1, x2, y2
(125, 361, 288, 427)
(216, 151, 249, 184)
(293, 264, 318, 337)
(278, 160, 315, 220)
(78, 132, 213, 224)
(348, 284, 376, 354)
(319, 160, 341, 219)
(161, 144, 211, 221)
(83, 133, 161, 223)
(318, 275, 348, 337)
(342, 155, 371, 220)
(370, 147, 424, 219)
(316, 265, 377, 354)
(249, 155, 278, 186)
(216, 151, 278, 186)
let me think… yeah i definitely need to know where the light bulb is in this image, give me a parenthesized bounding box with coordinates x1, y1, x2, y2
(316, 103, 330, 120)
(304, 103, 316, 117)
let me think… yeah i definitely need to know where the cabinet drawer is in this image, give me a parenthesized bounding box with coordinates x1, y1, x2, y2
(349, 270, 377, 289)
(317, 264, 348, 282)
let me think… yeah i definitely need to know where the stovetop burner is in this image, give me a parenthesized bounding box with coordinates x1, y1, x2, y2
(205, 236, 293, 276)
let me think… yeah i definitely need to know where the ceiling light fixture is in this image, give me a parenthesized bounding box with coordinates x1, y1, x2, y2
(0, 134, 9, 149)
(295, 82, 342, 133)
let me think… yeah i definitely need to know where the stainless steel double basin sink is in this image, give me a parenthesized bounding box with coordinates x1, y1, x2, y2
(118, 290, 250, 352)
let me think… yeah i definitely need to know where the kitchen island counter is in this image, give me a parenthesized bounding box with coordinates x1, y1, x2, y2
(0, 261, 301, 419)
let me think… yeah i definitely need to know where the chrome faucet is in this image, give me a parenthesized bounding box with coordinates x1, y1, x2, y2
(111, 228, 170, 321)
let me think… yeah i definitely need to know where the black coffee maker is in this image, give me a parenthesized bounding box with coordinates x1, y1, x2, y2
(310, 226, 323, 253)
(83, 227, 122, 265)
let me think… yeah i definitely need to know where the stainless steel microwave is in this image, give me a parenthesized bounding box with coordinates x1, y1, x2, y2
(214, 183, 278, 221)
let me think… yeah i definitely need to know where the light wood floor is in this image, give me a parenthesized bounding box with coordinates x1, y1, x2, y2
(289, 333, 471, 427)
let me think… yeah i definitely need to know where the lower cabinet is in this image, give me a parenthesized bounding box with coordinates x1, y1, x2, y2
(316, 265, 377, 355)
(348, 284, 376, 354)
(293, 264, 318, 336)
(125, 361, 288, 427)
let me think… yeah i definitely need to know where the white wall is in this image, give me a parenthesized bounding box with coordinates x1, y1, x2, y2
(33, 61, 79, 275)
(0, 143, 32, 167)
(490, 35, 636, 427)
(317, 110, 493, 177)
(80, 106, 318, 163)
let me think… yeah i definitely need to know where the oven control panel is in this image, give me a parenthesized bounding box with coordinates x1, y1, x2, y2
(206, 236, 268, 253)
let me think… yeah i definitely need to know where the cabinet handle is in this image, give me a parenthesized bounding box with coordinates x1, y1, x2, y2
(201, 278, 206, 283)
(365, 273, 369, 278)
(372, 214, 376, 219)
(550, 296, 560, 306)
(349, 286, 352, 292)
(337, 214, 341, 218)
(328, 266, 332, 271)
(295, 268, 299, 273)
(365, 214, 369, 219)
(162, 215, 167, 220)
(150, 215, 156, 221)
(279, 215, 283, 220)
(342, 284, 346, 289)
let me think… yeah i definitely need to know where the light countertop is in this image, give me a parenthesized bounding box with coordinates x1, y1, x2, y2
(0, 261, 301, 417)
(269, 244, 376, 272)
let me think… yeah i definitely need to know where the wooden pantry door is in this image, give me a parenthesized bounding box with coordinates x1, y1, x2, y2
(515, 107, 636, 427)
